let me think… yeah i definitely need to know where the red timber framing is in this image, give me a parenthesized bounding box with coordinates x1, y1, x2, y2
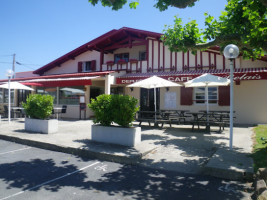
(158, 41, 160, 71)
(163, 44, 165, 71)
(33, 27, 161, 75)
(30, 27, 266, 77)
(152, 40, 154, 72)
(146, 39, 149, 72)
(170, 51, 173, 71)
(175, 52, 177, 71)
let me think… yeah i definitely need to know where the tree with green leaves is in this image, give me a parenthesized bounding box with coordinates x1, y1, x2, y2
(89, 0, 267, 59)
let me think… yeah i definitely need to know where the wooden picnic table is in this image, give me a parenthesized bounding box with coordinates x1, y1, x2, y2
(160, 110, 190, 125)
(135, 111, 171, 128)
(187, 112, 227, 132)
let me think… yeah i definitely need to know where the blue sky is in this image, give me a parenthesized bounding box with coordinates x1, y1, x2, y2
(0, 0, 227, 79)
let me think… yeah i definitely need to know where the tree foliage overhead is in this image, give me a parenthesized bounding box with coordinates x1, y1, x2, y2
(163, 0, 267, 59)
(88, 0, 198, 10)
(89, 0, 267, 59)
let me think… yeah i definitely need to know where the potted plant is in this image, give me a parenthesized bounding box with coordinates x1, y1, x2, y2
(23, 94, 58, 134)
(88, 94, 141, 147)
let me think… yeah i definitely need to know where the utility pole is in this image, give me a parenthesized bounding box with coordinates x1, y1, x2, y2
(12, 54, 16, 79)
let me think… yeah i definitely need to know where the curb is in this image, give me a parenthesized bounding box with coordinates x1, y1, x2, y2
(203, 148, 254, 181)
(0, 134, 156, 165)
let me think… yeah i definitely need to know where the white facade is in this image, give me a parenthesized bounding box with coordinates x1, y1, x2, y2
(3, 27, 267, 124)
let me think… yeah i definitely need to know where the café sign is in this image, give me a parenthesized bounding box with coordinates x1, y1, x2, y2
(116, 71, 267, 84)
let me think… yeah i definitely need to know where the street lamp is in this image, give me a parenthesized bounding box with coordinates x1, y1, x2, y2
(223, 44, 239, 150)
(6, 69, 14, 123)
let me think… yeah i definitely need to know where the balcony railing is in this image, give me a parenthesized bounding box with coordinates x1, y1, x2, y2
(102, 59, 146, 73)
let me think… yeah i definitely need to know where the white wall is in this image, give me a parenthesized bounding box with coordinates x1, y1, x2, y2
(44, 50, 101, 75)
(158, 80, 267, 125)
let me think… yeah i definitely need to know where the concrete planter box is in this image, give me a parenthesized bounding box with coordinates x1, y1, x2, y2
(91, 125, 141, 147)
(25, 118, 58, 134)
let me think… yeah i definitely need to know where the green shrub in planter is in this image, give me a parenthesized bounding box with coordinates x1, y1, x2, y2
(88, 94, 113, 126)
(22, 94, 54, 120)
(111, 95, 139, 127)
(88, 94, 139, 127)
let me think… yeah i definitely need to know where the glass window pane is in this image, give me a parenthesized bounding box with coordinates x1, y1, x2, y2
(59, 86, 85, 105)
(36, 87, 57, 104)
(90, 86, 104, 101)
(195, 87, 218, 104)
(0, 89, 3, 103)
(4, 89, 14, 103)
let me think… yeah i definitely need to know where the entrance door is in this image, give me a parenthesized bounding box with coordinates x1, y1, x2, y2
(140, 88, 160, 112)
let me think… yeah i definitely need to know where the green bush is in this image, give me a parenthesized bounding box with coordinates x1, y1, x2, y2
(88, 94, 113, 126)
(111, 95, 139, 127)
(22, 94, 54, 120)
(88, 94, 139, 127)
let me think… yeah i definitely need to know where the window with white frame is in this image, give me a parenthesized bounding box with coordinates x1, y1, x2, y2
(194, 87, 218, 104)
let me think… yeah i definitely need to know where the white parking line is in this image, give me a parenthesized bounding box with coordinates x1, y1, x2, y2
(0, 147, 32, 155)
(0, 161, 100, 200)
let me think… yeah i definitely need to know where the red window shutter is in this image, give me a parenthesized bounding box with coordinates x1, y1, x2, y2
(78, 62, 83, 73)
(91, 60, 96, 71)
(218, 86, 230, 106)
(180, 87, 193, 105)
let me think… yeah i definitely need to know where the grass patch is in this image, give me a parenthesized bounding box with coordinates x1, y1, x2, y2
(251, 125, 267, 171)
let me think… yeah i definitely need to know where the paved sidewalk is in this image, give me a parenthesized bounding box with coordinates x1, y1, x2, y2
(0, 118, 254, 181)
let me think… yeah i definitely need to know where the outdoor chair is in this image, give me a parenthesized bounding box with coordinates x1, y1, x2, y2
(59, 105, 67, 119)
(51, 109, 55, 119)
(3, 105, 8, 118)
(12, 109, 21, 118)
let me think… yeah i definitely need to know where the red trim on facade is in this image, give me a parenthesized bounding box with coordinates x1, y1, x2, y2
(200, 51, 203, 67)
(100, 51, 104, 71)
(158, 41, 160, 71)
(187, 51, 189, 68)
(218, 86, 230, 106)
(208, 52, 211, 67)
(182, 51, 185, 70)
(146, 39, 149, 72)
(0, 71, 114, 83)
(152, 40, 154, 72)
(180, 87, 193, 105)
(170, 51, 174, 70)
(33, 27, 162, 75)
(116, 68, 267, 84)
(195, 52, 197, 70)
(234, 59, 236, 69)
(163, 44, 165, 71)
(175, 52, 177, 71)
(34, 80, 93, 87)
(214, 54, 217, 68)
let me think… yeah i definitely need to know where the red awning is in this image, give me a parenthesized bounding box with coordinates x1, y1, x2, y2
(20, 76, 99, 87)
(116, 68, 267, 84)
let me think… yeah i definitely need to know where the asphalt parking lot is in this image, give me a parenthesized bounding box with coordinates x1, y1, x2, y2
(0, 140, 252, 200)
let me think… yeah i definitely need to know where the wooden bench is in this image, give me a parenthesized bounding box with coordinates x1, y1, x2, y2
(191, 120, 226, 132)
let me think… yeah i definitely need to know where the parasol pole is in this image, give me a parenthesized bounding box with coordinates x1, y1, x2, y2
(154, 87, 157, 122)
(205, 84, 210, 132)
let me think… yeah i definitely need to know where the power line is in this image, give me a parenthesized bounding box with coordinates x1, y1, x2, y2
(0, 61, 42, 67)
(16, 62, 42, 66)
(0, 54, 13, 57)
(0, 61, 12, 64)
